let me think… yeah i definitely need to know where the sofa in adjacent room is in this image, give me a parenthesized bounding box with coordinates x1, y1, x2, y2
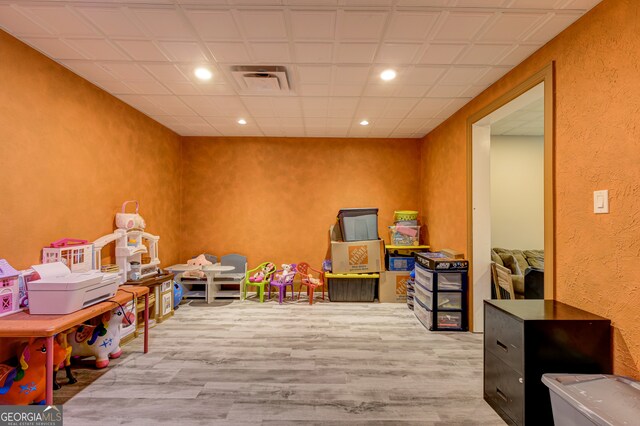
(491, 248, 544, 299)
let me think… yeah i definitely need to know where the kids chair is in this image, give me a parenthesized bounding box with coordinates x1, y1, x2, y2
(268, 264, 297, 304)
(243, 262, 276, 302)
(213, 254, 247, 299)
(296, 262, 325, 305)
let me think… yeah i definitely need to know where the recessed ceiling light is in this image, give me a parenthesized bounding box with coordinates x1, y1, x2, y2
(237, 119, 247, 125)
(360, 120, 369, 126)
(380, 69, 396, 81)
(194, 67, 212, 81)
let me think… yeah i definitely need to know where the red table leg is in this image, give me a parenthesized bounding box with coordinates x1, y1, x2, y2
(144, 293, 149, 353)
(45, 336, 54, 405)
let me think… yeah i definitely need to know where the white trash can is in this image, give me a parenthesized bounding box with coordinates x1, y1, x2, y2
(542, 373, 640, 426)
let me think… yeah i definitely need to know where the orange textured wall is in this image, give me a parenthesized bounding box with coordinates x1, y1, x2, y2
(181, 137, 421, 267)
(0, 31, 181, 358)
(420, 0, 640, 377)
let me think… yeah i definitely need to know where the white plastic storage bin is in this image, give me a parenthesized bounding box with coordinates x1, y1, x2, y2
(436, 311, 463, 329)
(388, 225, 420, 246)
(414, 283, 462, 310)
(415, 267, 463, 291)
(543, 374, 640, 426)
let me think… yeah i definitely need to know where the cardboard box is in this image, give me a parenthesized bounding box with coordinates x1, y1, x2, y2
(330, 225, 384, 274)
(379, 271, 411, 303)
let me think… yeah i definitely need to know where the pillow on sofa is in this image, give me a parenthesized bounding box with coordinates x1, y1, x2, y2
(501, 254, 522, 276)
(524, 250, 544, 269)
(491, 250, 503, 266)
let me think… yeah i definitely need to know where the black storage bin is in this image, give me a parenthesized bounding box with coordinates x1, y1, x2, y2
(326, 273, 378, 302)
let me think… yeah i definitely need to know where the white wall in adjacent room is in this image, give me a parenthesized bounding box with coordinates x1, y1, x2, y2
(490, 135, 544, 249)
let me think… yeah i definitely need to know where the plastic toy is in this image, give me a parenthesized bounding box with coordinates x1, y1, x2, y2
(0, 338, 67, 405)
(53, 332, 76, 390)
(173, 281, 184, 309)
(69, 307, 135, 368)
(115, 200, 146, 230)
(0, 259, 20, 318)
(274, 263, 294, 281)
(269, 264, 297, 304)
(93, 201, 160, 284)
(42, 238, 93, 273)
(182, 254, 212, 279)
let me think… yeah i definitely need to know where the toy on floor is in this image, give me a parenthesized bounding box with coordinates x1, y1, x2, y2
(182, 254, 212, 279)
(250, 262, 275, 282)
(0, 259, 21, 318)
(0, 338, 67, 405)
(173, 281, 184, 309)
(53, 332, 76, 390)
(69, 307, 135, 369)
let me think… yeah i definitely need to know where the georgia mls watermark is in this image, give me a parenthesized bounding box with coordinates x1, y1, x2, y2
(0, 405, 63, 426)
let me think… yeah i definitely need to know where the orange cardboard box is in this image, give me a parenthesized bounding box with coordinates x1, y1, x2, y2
(330, 225, 384, 274)
(379, 271, 410, 303)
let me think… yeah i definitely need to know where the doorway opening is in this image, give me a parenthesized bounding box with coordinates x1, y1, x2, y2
(466, 64, 554, 332)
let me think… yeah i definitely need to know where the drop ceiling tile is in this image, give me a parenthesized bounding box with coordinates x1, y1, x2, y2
(301, 97, 329, 117)
(24, 37, 85, 60)
(418, 43, 467, 64)
(456, 44, 512, 65)
(394, 85, 431, 97)
(248, 42, 291, 63)
(385, 12, 440, 41)
(94, 80, 133, 94)
(186, 10, 241, 40)
(298, 84, 331, 96)
(164, 81, 200, 95)
(61, 60, 116, 81)
(124, 80, 171, 95)
(435, 98, 470, 118)
(305, 117, 326, 127)
(371, 117, 402, 129)
(151, 115, 182, 127)
(179, 116, 208, 126)
(297, 65, 332, 84)
(237, 10, 287, 40)
(508, 0, 562, 8)
(241, 97, 275, 117)
(461, 84, 488, 98)
(100, 63, 153, 81)
(64, 38, 128, 61)
(331, 84, 365, 96)
(117, 95, 167, 116)
(563, 0, 602, 9)
(114, 40, 168, 61)
(338, 11, 389, 41)
(145, 95, 194, 115)
(478, 13, 546, 42)
(158, 41, 209, 62)
(21, 6, 98, 37)
(356, 98, 388, 116)
(335, 43, 378, 63)
(0, 5, 51, 36)
(328, 97, 359, 117)
(327, 117, 351, 127)
(440, 66, 490, 84)
(408, 98, 452, 118)
(456, 0, 509, 5)
(294, 43, 333, 63)
(526, 13, 582, 42)
(396, 117, 428, 130)
(383, 98, 419, 118)
(368, 128, 392, 137)
(143, 64, 189, 82)
(362, 83, 396, 97)
(427, 84, 469, 97)
(267, 98, 301, 117)
(280, 116, 305, 126)
(404, 66, 448, 85)
(375, 43, 421, 64)
(433, 12, 493, 42)
(333, 65, 370, 84)
(76, 7, 144, 38)
(475, 66, 510, 85)
(206, 42, 250, 63)
(130, 7, 195, 39)
(290, 10, 336, 40)
(497, 44, 541, 66)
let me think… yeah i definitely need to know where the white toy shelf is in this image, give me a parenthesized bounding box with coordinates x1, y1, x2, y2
(93, 229, 160, 284)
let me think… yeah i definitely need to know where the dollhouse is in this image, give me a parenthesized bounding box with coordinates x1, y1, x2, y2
(42, 238, 93, 273)
(0, 259, 20, 317)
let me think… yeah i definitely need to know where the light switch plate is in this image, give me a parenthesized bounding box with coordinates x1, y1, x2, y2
(594, 190, 609, 214)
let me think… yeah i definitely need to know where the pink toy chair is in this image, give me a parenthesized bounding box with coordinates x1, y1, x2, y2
(296, 262, 325, 305)
(268, 264, 297, 304)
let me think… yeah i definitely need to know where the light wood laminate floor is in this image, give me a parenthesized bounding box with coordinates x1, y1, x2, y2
(58, 299, 505, 425)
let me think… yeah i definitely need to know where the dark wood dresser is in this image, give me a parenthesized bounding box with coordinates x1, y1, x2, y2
(484, 300, 611, 425)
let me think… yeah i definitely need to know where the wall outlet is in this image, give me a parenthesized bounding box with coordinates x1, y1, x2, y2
(593, 190, 609, 214)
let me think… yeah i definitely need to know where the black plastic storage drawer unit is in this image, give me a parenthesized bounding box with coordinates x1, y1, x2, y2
(413, 263, 468, 331)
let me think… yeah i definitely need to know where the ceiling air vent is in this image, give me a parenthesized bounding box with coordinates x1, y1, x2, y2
(231, 65, 292, 94)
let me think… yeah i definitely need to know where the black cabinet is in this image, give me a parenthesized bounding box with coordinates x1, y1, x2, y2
(484, 300, 611, 425)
